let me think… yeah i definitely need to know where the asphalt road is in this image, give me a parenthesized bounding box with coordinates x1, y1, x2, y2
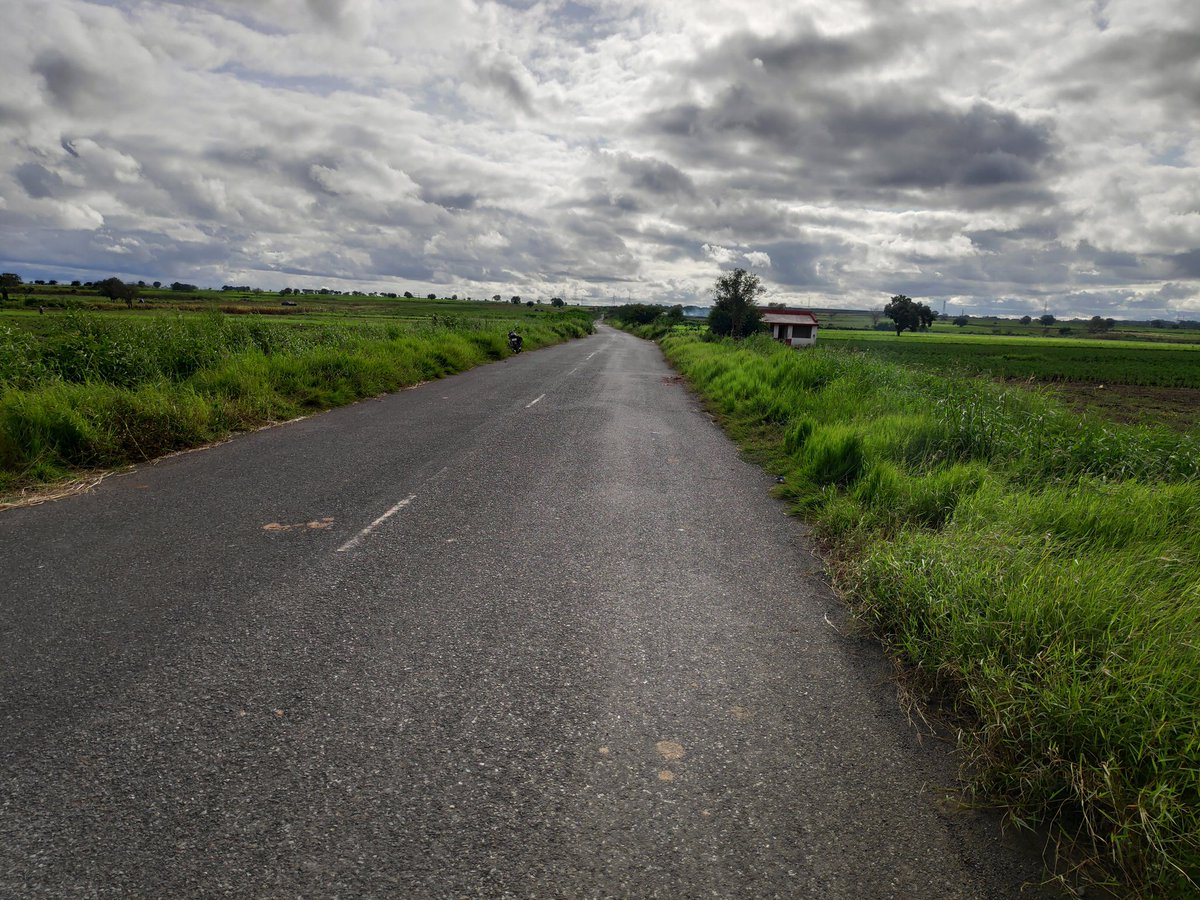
(0, 325, 1051, 897)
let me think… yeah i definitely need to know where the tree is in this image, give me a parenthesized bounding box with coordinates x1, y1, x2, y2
(1039, 313, 1056, 326)
(510, 295, 521, 304)
(493, 294, 502, 302)
(883, 294, 937, 335)
(609, 303, 664, 325)
(550, 297, 565, 307)
(97, 276, 139, 308)
(1087, 315, 1116, 333)
(404, 291, 413, 298)
(953, 315, 969, 328)
(707, 268, 765, 338)
(1019, 315, 1032, 325)
(0, 272, 22, 302)
(426, 293, 436, 300)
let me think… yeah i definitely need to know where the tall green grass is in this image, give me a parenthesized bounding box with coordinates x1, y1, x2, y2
(0, 312, 592, 493)
(661, 333, 1200, 894)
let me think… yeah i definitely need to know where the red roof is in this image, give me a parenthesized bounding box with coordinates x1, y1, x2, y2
(760, 308, 820, 326)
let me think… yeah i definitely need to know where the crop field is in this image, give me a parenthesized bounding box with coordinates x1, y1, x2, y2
(0, 292, 594, 498)
(818, 329, 1200, 431)
(660, 333, 1200, 895)
(1, 281, 569, 324)
(819, 329, 1200, 387)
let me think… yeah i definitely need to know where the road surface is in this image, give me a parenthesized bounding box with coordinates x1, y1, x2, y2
(0, 325, 1050, 897)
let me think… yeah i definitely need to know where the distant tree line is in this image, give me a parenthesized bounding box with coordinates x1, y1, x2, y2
(608, 303, 685, 327)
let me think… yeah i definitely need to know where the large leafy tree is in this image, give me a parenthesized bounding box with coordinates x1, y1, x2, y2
(0, 272, 22, 302)
(708, 268, 765, 338)
(883, 294, 937, 335)
(96, 276, 140, 308)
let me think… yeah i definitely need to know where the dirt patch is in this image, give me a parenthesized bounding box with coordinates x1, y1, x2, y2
(655, 740, 686, 762)
(1029, 381, 1200, 431)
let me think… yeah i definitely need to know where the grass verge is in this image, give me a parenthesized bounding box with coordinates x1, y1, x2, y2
(659, 332, 1199, 896)
(0, 311, 592, 496)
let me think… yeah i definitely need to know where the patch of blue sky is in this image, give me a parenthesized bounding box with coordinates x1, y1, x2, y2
(1151, 146, 1191, 169)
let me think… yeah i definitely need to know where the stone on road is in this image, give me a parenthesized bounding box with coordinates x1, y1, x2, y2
(0, 325, 1049, 897)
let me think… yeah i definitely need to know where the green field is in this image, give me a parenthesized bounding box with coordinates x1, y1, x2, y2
(0, 291, 595, 498)
(660, 332, 1200, 895)
(2, 281, 567, 324)
(819, 329, 1200, 388)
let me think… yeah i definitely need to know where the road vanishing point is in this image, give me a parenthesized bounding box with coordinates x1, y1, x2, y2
(1, 325, 1051, 897)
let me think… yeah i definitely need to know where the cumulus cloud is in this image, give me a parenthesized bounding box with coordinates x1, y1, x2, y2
(702, 243, 737, 264)
(0, 0, 1195, 316)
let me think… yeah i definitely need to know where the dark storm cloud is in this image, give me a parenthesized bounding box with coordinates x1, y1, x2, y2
(965, 222, 1061, 252)
(834, 100, 1054, 191)
(755, 240, 831, 288)
(628, 224, 697, 263)
(32, 51, 98, 113)
(687, 20, 894, 81)
(305, 0, 358, 27)
(364, 247, 436, 282)
(420, 188, 478, 210)
(1075, 27, 1200, 111)
(14, 163, 65, 199)
(644, 86, 1056, 206)
(614, 154, 695, 197)
(1165, 250, 1200, 279)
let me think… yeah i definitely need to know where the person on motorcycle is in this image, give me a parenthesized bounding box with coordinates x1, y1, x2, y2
(508, 329, 523, 352)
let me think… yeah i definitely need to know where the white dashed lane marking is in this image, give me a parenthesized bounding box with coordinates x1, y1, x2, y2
(337, 494, 417, 553)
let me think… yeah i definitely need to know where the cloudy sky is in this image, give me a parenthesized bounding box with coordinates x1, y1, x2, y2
(1, 0, 1197, 316)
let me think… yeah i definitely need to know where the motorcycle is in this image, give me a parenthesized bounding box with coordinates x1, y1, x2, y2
(508, 332, 523, 353)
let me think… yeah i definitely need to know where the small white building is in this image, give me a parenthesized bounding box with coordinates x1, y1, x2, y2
(761, 308, 820, 348)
